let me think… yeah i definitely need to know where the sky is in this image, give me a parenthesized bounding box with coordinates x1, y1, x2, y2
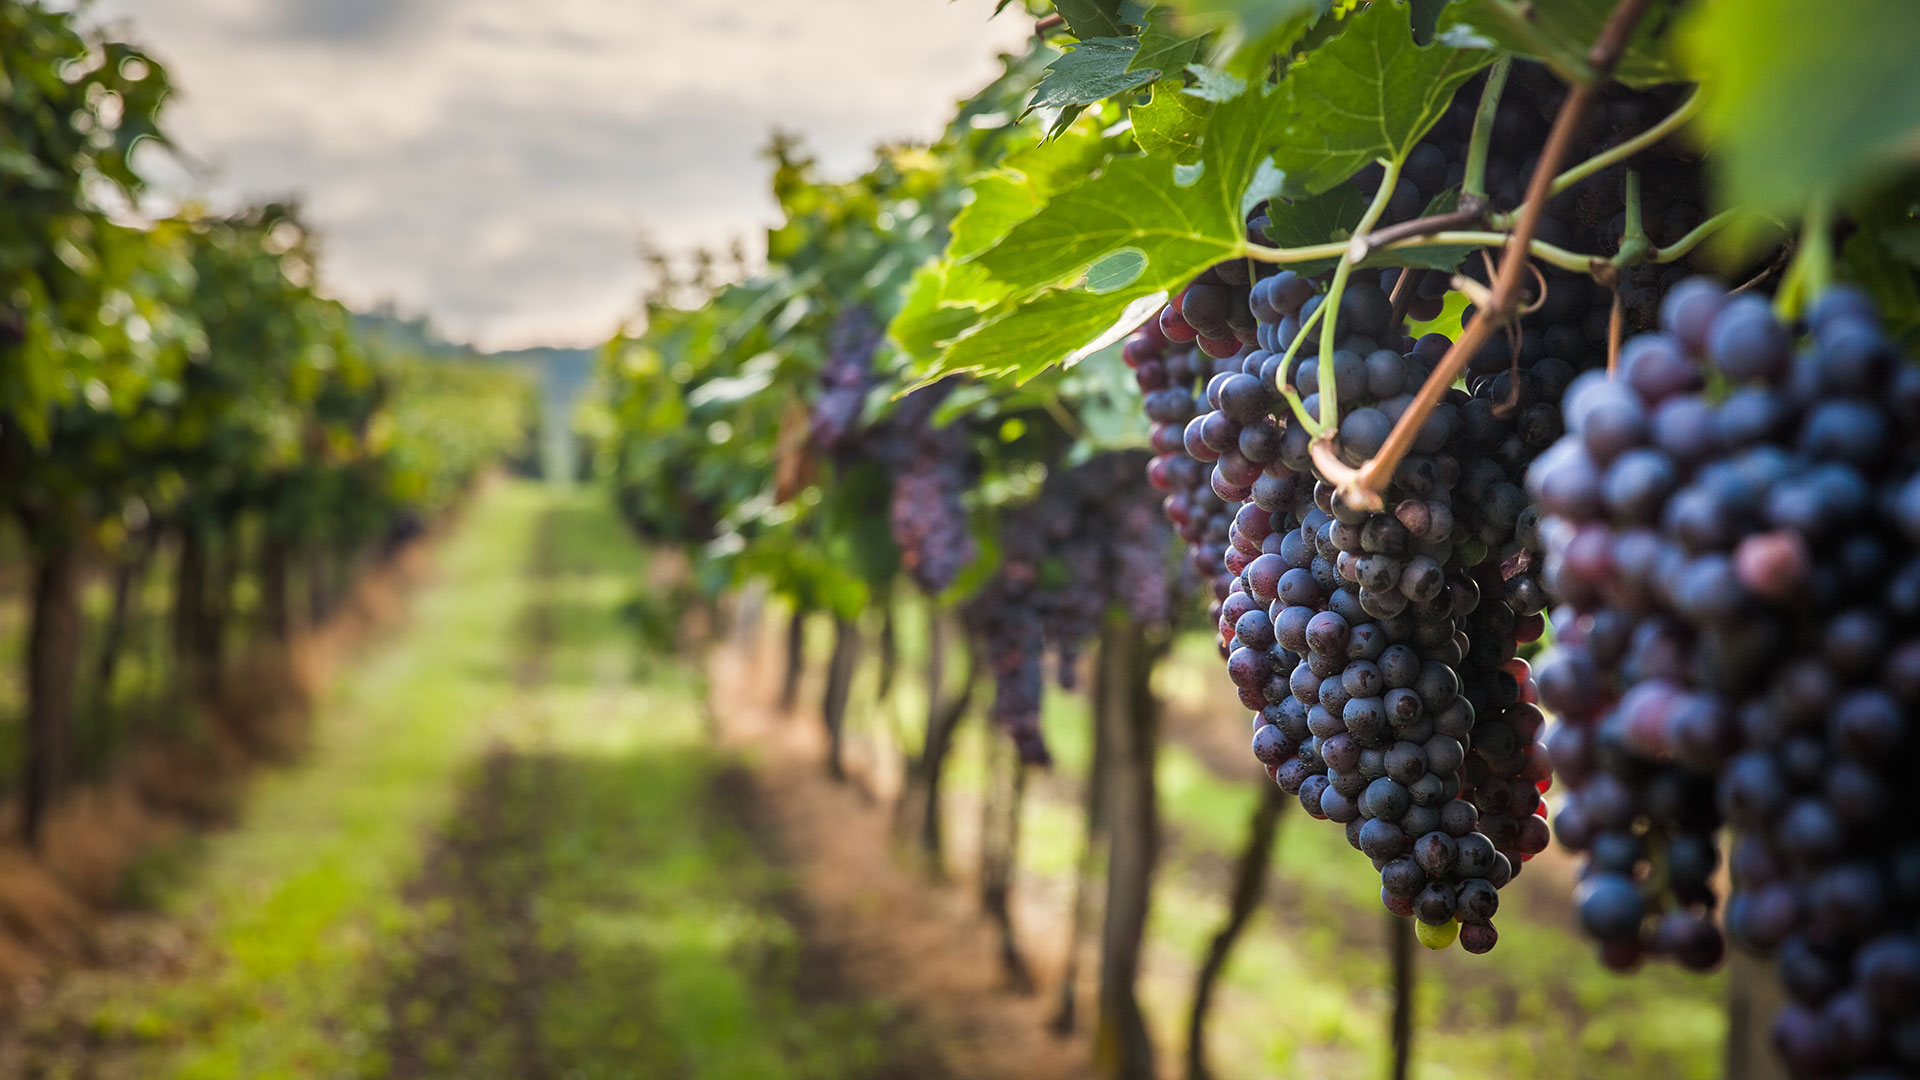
(86, 0, 1036, 350)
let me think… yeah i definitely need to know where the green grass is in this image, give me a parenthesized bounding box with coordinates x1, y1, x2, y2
(22, 481, 912, 1079)
(80, 481, 548, 1078)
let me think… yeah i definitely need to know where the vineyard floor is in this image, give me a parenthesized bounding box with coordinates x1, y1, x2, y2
(0, 480, 1079, 1079)
(0, 480, 1736, 1080)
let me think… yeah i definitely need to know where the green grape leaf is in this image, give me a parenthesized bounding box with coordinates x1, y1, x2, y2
(1128, 9, 1209, 74)
(889, 261, 1013, 360)
(1678, 0, 1920, 218)
(1044, 103, 1091, 140)
(925, 84, 1286, 381)
(977, 83, 1283, 293)
(1272, 0, 1493, 196)
(1261, 185, 1368, 275)
(1162, 0, 1328, 78)
(1410, 0, 1447, 45)
(1027, 37, 1159, 117)
(1054, 0, 1152, 39)
(948, 119, 1116, 260)
(1130, 80, 1211, 161)
(1085, 248, 1148, 292)
(973, 154, 1239, 291)
(1184, 63, 1248, 102)
(1438, 0, 1685, 89)
(941, 285, 1168, 382)
(949, 174, 1050, 261)
(1840, 228, 1920, 343)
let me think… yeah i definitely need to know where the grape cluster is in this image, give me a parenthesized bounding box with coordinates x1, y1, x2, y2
(965, 451, 1174, 764)
(1211, 268, 1578, 952)
(811, 305, 882, 453)
(1531, 279, 1920, 1074)
(1353, 62, 1711, 383)
(1127, 317, 1244, 627)
(1136, 58, 1727, 958)
(882, 381, 978, 595)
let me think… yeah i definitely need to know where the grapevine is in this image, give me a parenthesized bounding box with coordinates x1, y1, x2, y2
(19, 0, 1920, 1077)
(602, 0, 1920, 1074)
(597, 0, 1920, 1072)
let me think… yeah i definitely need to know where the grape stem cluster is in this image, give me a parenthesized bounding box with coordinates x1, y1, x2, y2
(1245, 0, 1664, 511)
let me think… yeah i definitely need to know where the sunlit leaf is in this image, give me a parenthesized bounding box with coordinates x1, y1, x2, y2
(1026, 37, 1158, 117)
(1130, 81, 1211, 162)
(1272, 0, 1492, 196)
(1439, 0, 1685, 89)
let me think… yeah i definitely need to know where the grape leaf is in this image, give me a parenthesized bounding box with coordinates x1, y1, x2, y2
(1162, 0, 1328, 78)
(1085, 248, 1148, 292)
(1271, 0, 1493, 196)
(1053, 0, 1151, 39)
(1184, 63, 1248, 103)
(889, 260, 1014, 360)
(978, 83, 1283, 293)
(1840, 229, 1920, 343)
(1261, 185, 1368, 275)
(1438, 0, 1684, 89)
(949, 175, 1047, 262)
(1410, 0, 1446, 45)
(1026, 38, 1159, 117)
(948, 120, 1115, 260)
(974, 154, 1241, 291)
(1127, 9, 1209, 74)
(1678, 0, 1920, 218)
(925, 85, 1286, 381)
(1130, 80, 1210, 161)
(941, 285, 1168, 381)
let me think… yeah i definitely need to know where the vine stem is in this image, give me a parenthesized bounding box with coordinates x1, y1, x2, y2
(1335, 0, 1661, 511)
(1411, 232, 1594, 273)
(1776, 193, 1834, 319)
(1275, 299, 1329, 435)
(1653, 208, 1743, 263)
(1550, 89, 1701, 196)
(1364, 206, 1486, 252)
(1244, 229, 1596, 273)
(1462, 58, 1511, 203)
(1319, 156, 1405, 431)
(1610, 170, 1651, 266)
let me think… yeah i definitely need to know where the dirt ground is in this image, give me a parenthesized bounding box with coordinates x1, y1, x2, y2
(705, 628, 1099, 1080)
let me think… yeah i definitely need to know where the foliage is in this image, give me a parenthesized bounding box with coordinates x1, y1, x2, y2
(590, 45, 1148, 618)
(591, 0, 1920, 682)
(0, 0, 176, 446)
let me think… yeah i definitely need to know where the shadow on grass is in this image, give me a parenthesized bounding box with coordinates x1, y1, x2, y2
(377, 740, 946, 1080)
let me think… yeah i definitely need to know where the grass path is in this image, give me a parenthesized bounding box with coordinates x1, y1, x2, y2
(1, 481, 930, 1079)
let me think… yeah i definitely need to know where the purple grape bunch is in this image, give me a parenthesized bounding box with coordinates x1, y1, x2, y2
(965, 452, 1174, 764)
(1532, 278, 1920, 1075)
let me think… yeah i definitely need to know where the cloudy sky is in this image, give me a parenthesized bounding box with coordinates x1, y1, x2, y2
(87, 0, 1035, 350)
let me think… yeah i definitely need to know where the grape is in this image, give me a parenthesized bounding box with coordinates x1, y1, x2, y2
(1123, 310, 1255, 650)
(881, 382, 978, 595)
(964, 452, 1175, 764)
(1536, 280, 1920, 1077)
(811, 306, 883, 452)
